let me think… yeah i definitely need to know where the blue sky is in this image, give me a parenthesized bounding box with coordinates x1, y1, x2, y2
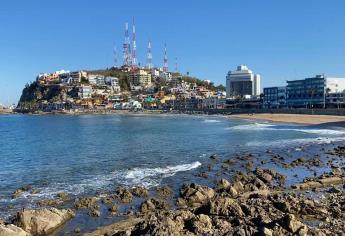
(1, 0, 345, 105)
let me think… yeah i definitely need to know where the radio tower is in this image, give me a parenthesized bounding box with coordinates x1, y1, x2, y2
(175, 57, 178, 72)
(146, 40, 153, 69)
(123, 22, 131, 67)
(163, 44, 168, 72)
(113, 45, 118, 68)
(131, 18, 138, 69)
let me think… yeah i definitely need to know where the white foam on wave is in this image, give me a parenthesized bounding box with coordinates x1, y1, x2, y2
(202, 119, 221, 123)
(118, 161, 202, 188)
(227, 123, 345, 136)
(8, 161, 202, 203)
(246, 136, 345, 147)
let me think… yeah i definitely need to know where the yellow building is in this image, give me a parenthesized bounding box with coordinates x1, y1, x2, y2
(129, 69, 152, 87)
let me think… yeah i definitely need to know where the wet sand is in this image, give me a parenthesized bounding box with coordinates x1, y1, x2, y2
(230, 113, 345, 125)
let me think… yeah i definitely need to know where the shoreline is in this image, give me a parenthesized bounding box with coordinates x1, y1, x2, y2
(1, 139, 345, 235)
(229, 113, 345, 126)
(8, 109, 345, 127)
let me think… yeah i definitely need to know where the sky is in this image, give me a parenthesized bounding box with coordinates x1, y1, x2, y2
(1, 0, 345, 105)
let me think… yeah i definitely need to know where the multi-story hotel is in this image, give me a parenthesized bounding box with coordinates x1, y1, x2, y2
(286, 75, 345, 108)
(226, 65, 261, 98)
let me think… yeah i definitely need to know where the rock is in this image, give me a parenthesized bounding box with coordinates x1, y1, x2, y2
(140, 198, 170, 213)
(180, 183, 215, 207)
(208, 197, 243, 217)
(74, 197, 97, 209)
(131, 187, 149, 198)
(109, 204, 118, 213)
(0, 219, 4, 225)
(192, 214, 213, 234)
(262, 227, 272, 236)
(74, 227, 81, 233)
(89, 208, 101, 217)
(213, 218, 232, 234)
(255, 168, 273, 184)
(0, 224, 30, 236)
(216, 179, 231, 191)
(155, 186, 173, 198)
(115, 187, 133, 203)
(197, 172, 209, 178)
(280, 214, 308, 234)
(38, 199, 61, 207)
(15, 207, 75, 236)
(57, 192, 69, 201)
(12, 185, 32, 199)
(328, 186, 341, 193)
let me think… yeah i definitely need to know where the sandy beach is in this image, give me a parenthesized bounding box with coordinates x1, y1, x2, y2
(230, 113, 345, 125)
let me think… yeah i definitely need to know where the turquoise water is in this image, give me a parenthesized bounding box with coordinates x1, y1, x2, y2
(0, 114, 344, 218)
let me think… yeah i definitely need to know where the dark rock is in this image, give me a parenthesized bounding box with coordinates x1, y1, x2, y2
(74, 197, 97, 209)
(115, 187, 133, 203)
(155, 186, 173, 198)
(131, 186, 149, 198)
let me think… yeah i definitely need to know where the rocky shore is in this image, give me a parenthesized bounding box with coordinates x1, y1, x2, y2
(1, 145, 345, 235)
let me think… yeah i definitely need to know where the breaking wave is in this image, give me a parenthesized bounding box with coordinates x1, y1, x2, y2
(7, 161, 202, 203)
(202, 119, 221, 123)
(227, 123, 345, 136)
(117, 161, 202, 188)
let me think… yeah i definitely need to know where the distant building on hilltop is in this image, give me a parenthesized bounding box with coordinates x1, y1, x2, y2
(129, 69, 152, 89)
(226, 65, 261, 98)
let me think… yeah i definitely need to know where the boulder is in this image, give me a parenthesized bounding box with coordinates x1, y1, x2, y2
(0, 224, 30, 236)
(180, 183, 215, 207)
(216, 179, 231, 191)
(280, 214, 308, 234)
(207, 197, 243, 217)
(140, 198, 170, 213)
(131, 187, 149, 198)
(192, 214, 213, 234)
(74, 197, 97, 209)
(115, 187, 133, 203)
(16, 208, 75, 236)
(155, 186, 173, 198)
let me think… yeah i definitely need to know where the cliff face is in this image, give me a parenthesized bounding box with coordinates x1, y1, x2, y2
(19, 82, 62, 104)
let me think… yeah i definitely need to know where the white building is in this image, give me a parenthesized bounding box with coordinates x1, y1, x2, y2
(78, 86, 92, 99)
(105, 76, 121, 93)
(226, 65, 261, 98)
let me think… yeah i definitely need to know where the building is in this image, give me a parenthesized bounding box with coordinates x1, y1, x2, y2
(78, 86, 92, 99)
(88, 75, 105, 86)
(286, 75, 345, 108)
(226, 65, 261, 98)
(70, 71, 87, 84)
(129, 69, 152, 87)
(105, 76, 121, 93)
(263, 86, 286, 108)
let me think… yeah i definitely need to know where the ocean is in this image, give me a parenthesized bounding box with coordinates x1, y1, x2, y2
(0, 114, 344, 220)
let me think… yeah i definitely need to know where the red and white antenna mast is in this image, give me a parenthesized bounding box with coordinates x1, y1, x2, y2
(146, 40, 153, 69)
(123, 22, 131, 66)
(131, 18, 138, 69)
(163, 44, 168, 72)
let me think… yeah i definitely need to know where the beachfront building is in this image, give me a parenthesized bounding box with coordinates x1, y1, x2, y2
(129, 69, 152, 88)
(263, 86, 287, 108)
(226, 65, 261, 98)
(286, 75, 345, 108)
